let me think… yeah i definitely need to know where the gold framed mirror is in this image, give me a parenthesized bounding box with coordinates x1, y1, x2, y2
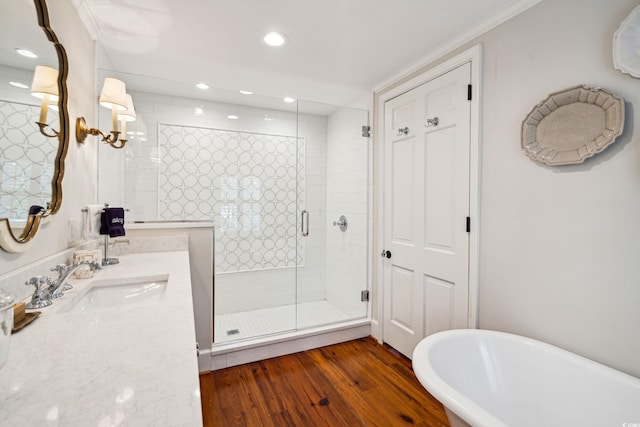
(0, 0, 69, 252)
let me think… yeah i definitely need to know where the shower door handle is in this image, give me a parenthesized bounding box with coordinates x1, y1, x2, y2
(301, 210, 309, 237)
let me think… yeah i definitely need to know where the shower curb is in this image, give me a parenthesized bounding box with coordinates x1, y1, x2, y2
(204, 319, 371, 371)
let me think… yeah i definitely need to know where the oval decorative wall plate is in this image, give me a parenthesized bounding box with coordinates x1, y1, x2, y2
(521, 85, 625, 166)
(613, 5, 640, 78)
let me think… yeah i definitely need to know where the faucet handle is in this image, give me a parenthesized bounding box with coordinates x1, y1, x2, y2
(25, 275, 53, 309)
(51, 264, 69, 275)
(25, 275, 45, 290)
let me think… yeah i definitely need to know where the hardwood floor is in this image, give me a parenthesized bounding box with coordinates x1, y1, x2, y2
(199, 337, 450, 426)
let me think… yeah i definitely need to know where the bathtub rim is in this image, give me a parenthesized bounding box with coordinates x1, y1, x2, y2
(413, 329, 507, 427)
(412, 328, 640, 427)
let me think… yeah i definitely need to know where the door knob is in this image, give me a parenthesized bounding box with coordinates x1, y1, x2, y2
(380, 250, 391, 259)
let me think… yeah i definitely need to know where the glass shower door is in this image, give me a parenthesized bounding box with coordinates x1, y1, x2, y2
(295, 102, 370, 330)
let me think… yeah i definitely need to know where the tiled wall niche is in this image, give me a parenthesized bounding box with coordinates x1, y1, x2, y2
(157, 125, 305, 274)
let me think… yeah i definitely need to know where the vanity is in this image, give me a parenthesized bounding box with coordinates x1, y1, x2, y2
(0, 2, 202, 424)
(0, 249, 203, 426)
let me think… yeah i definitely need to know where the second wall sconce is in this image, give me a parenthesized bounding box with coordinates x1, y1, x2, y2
(31, 65, 59, 138)
(76, 77, 136, 149)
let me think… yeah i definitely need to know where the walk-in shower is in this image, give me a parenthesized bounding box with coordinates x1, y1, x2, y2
(98, 73, 370, 349)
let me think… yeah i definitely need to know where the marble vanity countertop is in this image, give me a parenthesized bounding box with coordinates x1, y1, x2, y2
(0, 251, 203, 426)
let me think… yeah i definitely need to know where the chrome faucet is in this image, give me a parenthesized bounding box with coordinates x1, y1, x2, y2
(48, 261, 101, 299)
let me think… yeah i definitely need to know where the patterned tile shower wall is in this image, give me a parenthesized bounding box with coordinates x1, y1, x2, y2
(0, 101, 57, 220)
(158, 124, 305, 273)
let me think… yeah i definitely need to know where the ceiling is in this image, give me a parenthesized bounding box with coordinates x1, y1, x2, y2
(72, 0, 542, 108)
(0, 1, 58, 71)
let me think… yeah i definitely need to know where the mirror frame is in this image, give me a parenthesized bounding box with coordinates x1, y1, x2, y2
(0, 0, 69, 252)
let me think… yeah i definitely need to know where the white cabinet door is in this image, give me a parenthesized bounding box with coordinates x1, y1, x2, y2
(382, 63, 471, 358)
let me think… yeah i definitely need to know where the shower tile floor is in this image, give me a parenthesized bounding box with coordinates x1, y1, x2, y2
(214, 300, 351, 343)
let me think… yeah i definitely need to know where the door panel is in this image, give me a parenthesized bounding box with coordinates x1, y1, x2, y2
(392, 100, 415, 129)
(392, 138, 415, 244)
(424, 275, 454, 336)
(390, 266, 415, 331)
(383, 63, 472, 358)
(424, 127, 456, 250)
(383, 88, 424, 357)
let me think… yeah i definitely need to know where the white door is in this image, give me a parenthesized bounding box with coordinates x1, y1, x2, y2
(382, 63, 471, 359)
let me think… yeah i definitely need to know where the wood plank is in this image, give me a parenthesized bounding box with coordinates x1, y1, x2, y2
(308, 340, 448, 426)
(200, 337, 450, 426)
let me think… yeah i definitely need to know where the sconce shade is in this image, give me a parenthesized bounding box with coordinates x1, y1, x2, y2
(99, 77, 127, 111)
(30, 65, 59, 102)
(118, 94, 136, 122)
(76, 78, 135, 149)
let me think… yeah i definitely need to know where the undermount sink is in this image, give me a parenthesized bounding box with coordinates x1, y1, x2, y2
(62, 275, 169, 312)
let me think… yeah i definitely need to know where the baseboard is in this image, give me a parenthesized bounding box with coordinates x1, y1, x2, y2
(198, 348, 212, 373)
(370, 318, 382, 343)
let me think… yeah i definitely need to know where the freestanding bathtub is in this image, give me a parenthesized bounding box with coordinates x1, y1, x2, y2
(412, 329, 640, 427)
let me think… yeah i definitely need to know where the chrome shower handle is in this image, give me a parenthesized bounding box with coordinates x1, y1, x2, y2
(333, 215, 348, 232)
(301, 210, 309, 237)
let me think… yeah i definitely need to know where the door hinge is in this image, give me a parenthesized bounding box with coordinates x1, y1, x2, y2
(361, 289, 370, 302)
(466, 217, 471, 233)
(467, 84, 472, 101)
(362, 125, 371, 138)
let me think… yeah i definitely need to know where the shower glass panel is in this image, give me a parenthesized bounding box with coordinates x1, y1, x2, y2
(295, 100, 369, 330)
(96, 71, 369, 346)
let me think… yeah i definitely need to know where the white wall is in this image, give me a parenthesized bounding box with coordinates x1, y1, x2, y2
(0, 0, 96, 282)
(375, 0, 640, 377)
(477, 0, 640, 378)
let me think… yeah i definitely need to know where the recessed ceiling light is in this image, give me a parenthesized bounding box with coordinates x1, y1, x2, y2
(264, 32, 287, 47)
(194, 107, 204, 115)
(227, 115, 239, 120)
(284, 97, 295, 103)
(9, 81, 28, 89)
(239, 90, 253, 95)
(196, 83, 209, 90)
(15, 48, 37, 58)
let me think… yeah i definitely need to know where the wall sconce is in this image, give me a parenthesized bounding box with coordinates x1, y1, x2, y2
(76, 77, 136, 149)
(31, 65, 59, 138)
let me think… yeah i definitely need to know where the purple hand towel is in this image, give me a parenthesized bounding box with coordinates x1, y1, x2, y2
(99, 207, 126, 237)
(28, 205, 44, 215)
